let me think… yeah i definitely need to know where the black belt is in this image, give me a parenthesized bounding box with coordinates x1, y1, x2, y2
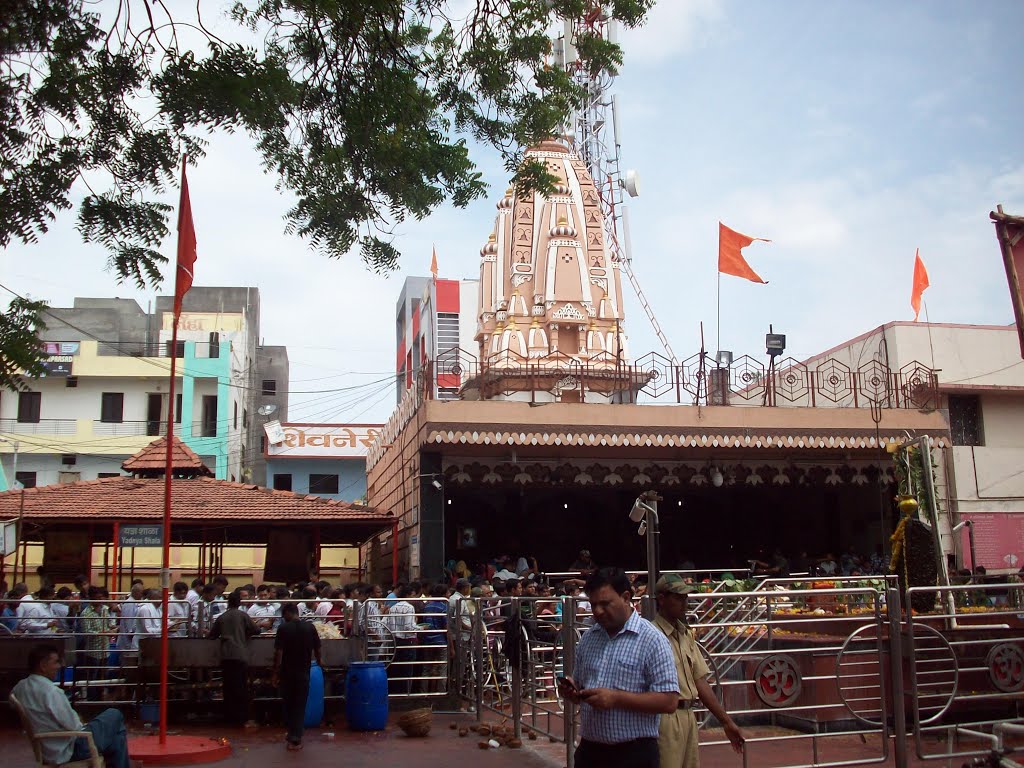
(677, 698, 699, 710)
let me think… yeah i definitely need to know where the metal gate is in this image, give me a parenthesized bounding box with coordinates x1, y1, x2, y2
(450, 581, 1024, 768)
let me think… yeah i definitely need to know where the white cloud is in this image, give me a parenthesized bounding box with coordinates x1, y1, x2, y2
(619, 0, 726, 66)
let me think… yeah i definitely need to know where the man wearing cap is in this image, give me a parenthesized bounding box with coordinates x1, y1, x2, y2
(654, 574, 745, 768)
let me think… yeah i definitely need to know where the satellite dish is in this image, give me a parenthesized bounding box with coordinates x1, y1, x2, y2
(258, 404, 278, 416)
(623, 169, 640, 198)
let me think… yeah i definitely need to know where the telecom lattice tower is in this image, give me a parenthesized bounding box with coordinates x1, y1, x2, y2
(554, 12, 678, 366)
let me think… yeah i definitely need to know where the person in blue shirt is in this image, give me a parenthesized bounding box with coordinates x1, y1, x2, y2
(419, 584, 449, 693)
(558, 567, 679, 768)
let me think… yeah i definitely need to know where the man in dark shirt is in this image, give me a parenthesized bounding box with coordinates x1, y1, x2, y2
(209, 590, 259, 727)
(272, 602, 322, 750)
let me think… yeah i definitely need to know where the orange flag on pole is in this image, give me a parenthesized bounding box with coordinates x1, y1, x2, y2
(910, 248, 930, 321)
(718, 222, 770, 283)
(173, 158, 197, 317)
(430, 245, 439, 279)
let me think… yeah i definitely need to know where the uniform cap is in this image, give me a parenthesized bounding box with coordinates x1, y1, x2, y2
(655, 573, 696, 596)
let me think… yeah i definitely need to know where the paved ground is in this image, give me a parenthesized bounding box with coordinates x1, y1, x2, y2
(1, 712, 558, 768)
(3, 711, 1020, 767)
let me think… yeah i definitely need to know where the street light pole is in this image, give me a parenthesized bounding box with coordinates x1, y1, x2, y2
(631, 490, 662, 619)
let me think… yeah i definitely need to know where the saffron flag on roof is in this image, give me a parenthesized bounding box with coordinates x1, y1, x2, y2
(718, 222, 770, 283)
(174, 157, 197, 318)
(430, 244, 439, 279)
(910, 248, 930, 321)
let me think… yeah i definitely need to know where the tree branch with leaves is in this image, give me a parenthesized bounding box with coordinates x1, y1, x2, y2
(0, 0, 654, 390)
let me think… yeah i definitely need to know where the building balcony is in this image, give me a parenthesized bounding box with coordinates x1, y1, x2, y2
(92, 420, 169, 437)
(0, 418, 77, 435)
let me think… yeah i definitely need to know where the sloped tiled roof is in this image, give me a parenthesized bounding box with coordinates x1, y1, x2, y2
(0, 476, 391, 524)
(121, 436, 212, 475)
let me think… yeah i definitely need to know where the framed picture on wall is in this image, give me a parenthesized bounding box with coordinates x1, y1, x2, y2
(458, 526, 478, 549)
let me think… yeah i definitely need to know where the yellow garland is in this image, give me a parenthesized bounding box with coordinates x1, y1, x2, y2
(889, 513, 911, 573)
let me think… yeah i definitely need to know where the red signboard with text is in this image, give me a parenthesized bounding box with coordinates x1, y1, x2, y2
(960, 512, 1024, 571)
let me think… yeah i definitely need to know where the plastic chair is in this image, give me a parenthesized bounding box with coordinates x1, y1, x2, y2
(8, 691, 104, 767)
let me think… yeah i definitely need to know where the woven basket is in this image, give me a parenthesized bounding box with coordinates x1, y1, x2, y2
(397, 708, 432, 737)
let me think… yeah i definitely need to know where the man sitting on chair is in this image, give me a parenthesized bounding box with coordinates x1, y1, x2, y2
(12, 643, 131, 768)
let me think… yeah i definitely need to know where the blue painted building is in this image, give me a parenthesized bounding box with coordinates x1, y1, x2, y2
(264, 423, 382, 503)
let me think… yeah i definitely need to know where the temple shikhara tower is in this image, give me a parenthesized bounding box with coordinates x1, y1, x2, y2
(466, 139, 646, 403)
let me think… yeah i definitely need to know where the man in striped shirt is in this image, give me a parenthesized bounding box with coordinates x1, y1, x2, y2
(558, 568, 679, 768)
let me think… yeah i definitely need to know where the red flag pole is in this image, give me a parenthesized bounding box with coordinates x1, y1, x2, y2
(159, 315, 178, 744)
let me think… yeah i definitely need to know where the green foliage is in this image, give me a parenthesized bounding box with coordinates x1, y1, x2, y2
(0, 0, 655, 388)
(0, 297, 48, 390)
(893, 445, 941, 520)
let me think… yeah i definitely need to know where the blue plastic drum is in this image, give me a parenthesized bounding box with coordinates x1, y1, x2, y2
(303, 663, 325, 728)
(344, 661, 388, 731)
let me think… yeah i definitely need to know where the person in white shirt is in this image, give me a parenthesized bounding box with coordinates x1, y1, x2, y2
(247, 584, 279, 632)
(314, 587, 334, 619)
(185, 578, 203, 608)
(12, 644, 131, 768)
(168, 582, 191, 638)
(114, 584, 144, 652)
(448, 578, 473, 636)
(385, 585, 418, 694)
(362, 583, 385, 654)
(133, 590, 162, 648)
(16, 584, 59, 633)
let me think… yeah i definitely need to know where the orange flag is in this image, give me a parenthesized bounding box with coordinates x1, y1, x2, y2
(718, 222, 770, 283)
(174, 156, 197, 317)
(911, 248, 930, 321)
(430, 245, 439, 279)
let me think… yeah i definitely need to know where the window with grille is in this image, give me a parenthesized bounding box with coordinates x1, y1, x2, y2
(262, 380, 277, 396)
(309, 473, 339, 494)
(436, 313, 461, 355)
(948, 395, 984, 446)
(100, 392, 124, 423)
(17, 391, 40, 423)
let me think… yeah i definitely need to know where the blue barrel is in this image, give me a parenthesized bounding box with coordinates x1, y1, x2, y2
(304, 663, 325, 727)
(345, 661, 388, 731)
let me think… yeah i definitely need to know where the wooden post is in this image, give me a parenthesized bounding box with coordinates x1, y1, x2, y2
(111, 521, 120, 593)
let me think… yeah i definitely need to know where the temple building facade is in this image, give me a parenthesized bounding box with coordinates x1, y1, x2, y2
(364, 142, 952, 583)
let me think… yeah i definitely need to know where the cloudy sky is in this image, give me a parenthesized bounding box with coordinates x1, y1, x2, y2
(3, 0, 1023, 424)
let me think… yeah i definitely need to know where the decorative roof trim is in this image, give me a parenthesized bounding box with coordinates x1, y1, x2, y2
(424, 430, 949, 450)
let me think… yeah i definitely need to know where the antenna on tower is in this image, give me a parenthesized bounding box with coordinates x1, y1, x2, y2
(557, 11, 678, 366)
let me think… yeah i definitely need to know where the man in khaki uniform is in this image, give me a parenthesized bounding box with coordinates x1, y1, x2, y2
(654, 574, 745, 768)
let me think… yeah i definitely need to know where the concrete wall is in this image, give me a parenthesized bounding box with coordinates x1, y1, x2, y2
(0, 339, 235, 485)
(813, 321, 1024, 572)
(264, 457, 368, 502)
(253, 345, 290, 486)
(41, 299, 152, 346)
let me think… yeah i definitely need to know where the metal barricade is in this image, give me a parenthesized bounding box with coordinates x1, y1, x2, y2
(906, 582, 1024, 765)
(361, 598, 450, 699)
(686, 583, 893, 768)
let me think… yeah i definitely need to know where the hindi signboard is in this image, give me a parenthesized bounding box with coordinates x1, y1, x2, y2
(119, 524, 165, 548)
(265, 423, 382, 458)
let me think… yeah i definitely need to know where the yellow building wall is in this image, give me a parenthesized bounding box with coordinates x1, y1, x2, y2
(6, 544, 360, 591)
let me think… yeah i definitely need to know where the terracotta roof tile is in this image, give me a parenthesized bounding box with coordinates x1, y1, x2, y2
(121, 436, 212, 475)
(0, 476, 392, 524)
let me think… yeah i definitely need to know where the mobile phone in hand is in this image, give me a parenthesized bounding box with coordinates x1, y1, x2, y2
(556, 675, 578, 692)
